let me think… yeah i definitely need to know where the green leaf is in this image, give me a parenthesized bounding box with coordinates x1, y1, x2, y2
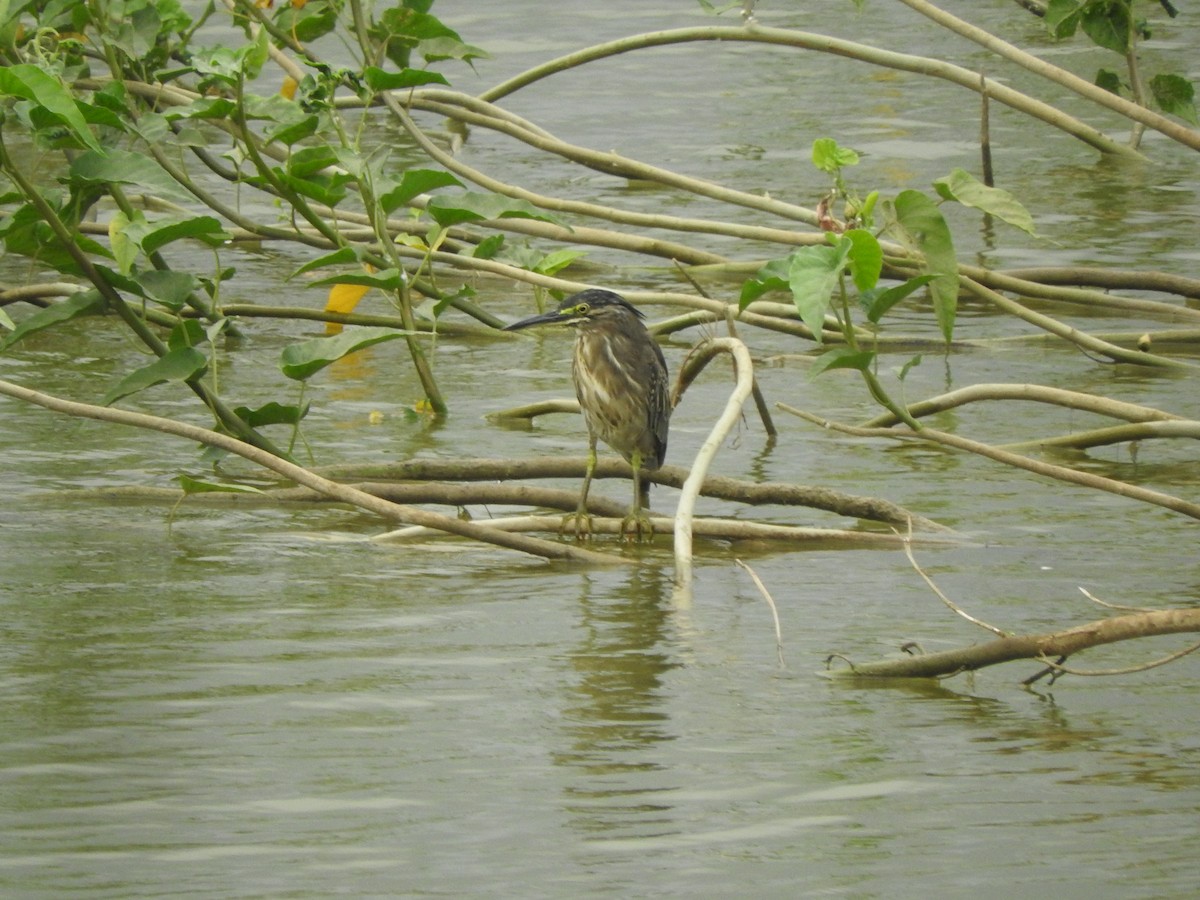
(264, 170, 354, 207)
(378, 169, 463, 213)
(472, 234, 505, 259)
(932, 168, 1036, 236)
(842, 229, 883, 293)
(0, 64, 101, 152)
(860, 274, 937, 324)
(888, 191, 959, 342)
(532, 248, 586, 276)
(109, 210, 139, 275)
(1080, 1, 1130, 54)
(273, 0, 339, 43)
(280, 327, 410, 380)
(786, 241, 851, 342)
(897, 354, 924, 382)
(292, 247, 363, 278)
(426, 192, 561, 228)
(811, 138, 859, 174)
(810, 347, 876, 378)
(1150, 73, 1198, 125)
(363, 66, 450, 92)
(0, 291, 105, 352)
(168, 319, 207, 351)
(140, 216, 230, 254)
(102, 347, 208, 405)
(739, 256, 792, 309)
(1045, 0, 1082, 39)
(136, 269, 201, 310)
(309, 268, 405, 290)
(178, 474, 265, 496)
(416, 37, 489, 66)
(266, 113, 320, 146)
(234, 401, 309, 427)
(1095, 68, 1124, 94)
(287, 146, 341, 179)
(68, 149, 193, 202)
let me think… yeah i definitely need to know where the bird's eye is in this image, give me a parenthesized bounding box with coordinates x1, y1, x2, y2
(575, 303, 590, 315)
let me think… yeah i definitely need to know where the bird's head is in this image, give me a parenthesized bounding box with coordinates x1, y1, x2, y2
(502, 289, 645, 333)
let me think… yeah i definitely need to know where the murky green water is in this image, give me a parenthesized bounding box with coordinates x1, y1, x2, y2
(3, 1, 1199, 896)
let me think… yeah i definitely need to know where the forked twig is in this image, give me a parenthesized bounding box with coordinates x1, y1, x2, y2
(1023, 639, 1200, 685)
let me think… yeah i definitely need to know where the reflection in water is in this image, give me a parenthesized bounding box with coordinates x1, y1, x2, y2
(553, 566, 679, 838)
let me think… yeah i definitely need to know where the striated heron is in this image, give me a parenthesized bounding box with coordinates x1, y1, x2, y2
(504, 289, 670, 540)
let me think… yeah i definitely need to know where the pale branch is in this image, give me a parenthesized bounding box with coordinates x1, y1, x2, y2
(860, 383, 1183, 429)
(405, 92, 820, 227)
(478, 26, 1140, 158)
(384, 91, 820, 246)
(1001, 419, 1200, 453)
(961, 276, 1199, 369)
(995, 267, 1200, 301)
(896, 0, 1200, 152)
(962, 264, 1200, 323)
(0, 378, 624, 566)
(736, 559, 786, 668)
(674, 337, 756, 592)
(827, 608, 1200, 679)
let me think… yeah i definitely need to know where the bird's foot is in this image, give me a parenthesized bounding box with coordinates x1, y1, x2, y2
(619, 508, 655, 543)
(559, 509, 594, 541)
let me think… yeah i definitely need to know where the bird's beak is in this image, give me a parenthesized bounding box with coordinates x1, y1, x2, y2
(502, 309, 571, 332)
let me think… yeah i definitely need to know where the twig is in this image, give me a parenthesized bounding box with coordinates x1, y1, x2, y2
(736, 559, 786, 668)
(1023, 639, 1200, 684)
(902, 526, 1008, 637)
(1078, 586, 1163, 614)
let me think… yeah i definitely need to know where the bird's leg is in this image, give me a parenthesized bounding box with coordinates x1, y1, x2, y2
(619, 452, 655, 542)
(561, 439, 597, 540)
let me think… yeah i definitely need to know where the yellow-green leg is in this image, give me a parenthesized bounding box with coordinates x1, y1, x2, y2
(619, 450, 655, 542)
(562, 441, 597, 540)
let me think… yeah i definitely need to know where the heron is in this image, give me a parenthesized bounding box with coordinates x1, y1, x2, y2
(504, 289, 670, 540)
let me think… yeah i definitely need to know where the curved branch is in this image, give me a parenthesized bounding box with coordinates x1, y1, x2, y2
(479, 26, 1141, 158)
(896, 0, 1200, 152)
(861, 383, 1183, 429)
(674, 336, 756, 592)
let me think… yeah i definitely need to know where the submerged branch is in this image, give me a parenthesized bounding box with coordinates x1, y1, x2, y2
(0, 379, 624, 566)
(779, 404, 1200, 522)
(316, 456, 949, 532)
(828, 608, 1200, 679)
